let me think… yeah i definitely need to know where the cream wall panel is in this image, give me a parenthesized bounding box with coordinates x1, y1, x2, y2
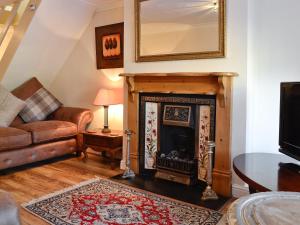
(50, 7, 124, 130)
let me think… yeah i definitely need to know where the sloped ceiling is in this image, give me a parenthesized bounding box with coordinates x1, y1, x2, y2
(84, 0, 123, 11)
(1, 0, 123, 90)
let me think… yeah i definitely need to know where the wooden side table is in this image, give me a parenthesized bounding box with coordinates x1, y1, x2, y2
(82, 130, 123, 169)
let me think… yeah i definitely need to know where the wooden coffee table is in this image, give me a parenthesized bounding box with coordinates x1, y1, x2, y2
(233, 153, 300, 193)
(82, 130, 123, 169)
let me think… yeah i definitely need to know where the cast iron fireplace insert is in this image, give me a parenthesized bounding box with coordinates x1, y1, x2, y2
(139, 93, 216, 184)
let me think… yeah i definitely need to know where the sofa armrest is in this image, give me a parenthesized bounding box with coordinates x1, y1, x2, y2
(49, 107, 93, 132)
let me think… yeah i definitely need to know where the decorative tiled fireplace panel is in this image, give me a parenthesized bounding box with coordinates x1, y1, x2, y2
(144, 102, 158, 169)
(198, 105, 211, 181)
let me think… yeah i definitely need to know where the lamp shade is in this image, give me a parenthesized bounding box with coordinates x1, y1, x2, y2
(93, 88, 123, 106)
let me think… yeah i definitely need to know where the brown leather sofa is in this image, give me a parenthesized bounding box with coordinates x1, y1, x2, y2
(0, 78, 93, 170)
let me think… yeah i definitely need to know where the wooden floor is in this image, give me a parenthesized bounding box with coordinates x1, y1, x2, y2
(0, 152, 122, 225)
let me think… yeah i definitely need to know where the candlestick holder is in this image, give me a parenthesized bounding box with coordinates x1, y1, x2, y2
(122, 129, 135, 179)
(201, 141, 218, 200)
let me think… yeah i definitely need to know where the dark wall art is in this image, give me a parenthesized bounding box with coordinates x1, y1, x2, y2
(95, 23, 124, 69)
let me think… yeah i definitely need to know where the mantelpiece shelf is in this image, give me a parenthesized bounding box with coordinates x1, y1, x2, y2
(120, 72, 238, 107)
(120, 72, 238, 77)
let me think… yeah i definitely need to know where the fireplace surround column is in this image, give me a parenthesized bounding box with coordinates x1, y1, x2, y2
(120, 72, 238, 197)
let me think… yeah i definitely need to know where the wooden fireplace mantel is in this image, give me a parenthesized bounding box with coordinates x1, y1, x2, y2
(121, 72, 238, 197)
(120, 72, 238, 108)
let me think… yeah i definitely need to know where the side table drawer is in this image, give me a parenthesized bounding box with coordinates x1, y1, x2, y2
(84, 134, 122, 148)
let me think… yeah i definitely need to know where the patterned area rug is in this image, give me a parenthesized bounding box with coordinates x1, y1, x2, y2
(23, 178, 223, 225)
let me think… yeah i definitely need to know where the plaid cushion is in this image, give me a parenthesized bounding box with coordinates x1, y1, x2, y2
(19, 88, 62, 123)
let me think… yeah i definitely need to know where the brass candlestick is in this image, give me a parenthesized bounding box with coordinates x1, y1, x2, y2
(201, 141, 218, 200)
(122, 129, 135, 179)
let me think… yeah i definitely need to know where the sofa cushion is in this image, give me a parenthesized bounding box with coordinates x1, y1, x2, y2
(19, 88, 62, 122)
(10, 117, 24, 127)
(0, 127, 32, 152)
(16, 121, 77, 144)
(11, 77, 44, 126)
(11, 77, 43, 101)
(0, 85, 25, 127)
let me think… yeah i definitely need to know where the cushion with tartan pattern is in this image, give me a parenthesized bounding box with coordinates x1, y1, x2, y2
(19, 88, 62, 122)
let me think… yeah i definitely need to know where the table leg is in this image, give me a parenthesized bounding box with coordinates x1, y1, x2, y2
(110, 151, 116, 169)
(82, 147, 88, 159)
(249, 186, 257, 194)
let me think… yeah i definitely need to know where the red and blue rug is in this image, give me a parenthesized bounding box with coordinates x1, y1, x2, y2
(23, 178, 223, 225)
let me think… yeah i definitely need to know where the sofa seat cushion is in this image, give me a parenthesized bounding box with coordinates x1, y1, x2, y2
(16, 120, 77, 144)
(0, 127, 32, 152)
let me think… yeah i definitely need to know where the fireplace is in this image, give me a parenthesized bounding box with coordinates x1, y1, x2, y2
(139, 93, 216, 185)
(121, 72, 237, 197)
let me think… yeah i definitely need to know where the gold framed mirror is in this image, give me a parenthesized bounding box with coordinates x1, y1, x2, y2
(135, 0, 225, 62)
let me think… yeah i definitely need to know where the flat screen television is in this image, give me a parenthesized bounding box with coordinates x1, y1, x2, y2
(279, 82, 300, 161)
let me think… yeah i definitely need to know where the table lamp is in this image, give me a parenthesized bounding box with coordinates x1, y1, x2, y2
(93, 88, 123, 133)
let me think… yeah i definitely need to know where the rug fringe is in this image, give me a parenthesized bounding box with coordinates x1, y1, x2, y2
(22, 177, 102, 207)
(22, 207, 57, 225)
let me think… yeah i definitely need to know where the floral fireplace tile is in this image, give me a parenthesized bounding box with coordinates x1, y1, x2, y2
(198, 105, 211, 181)
(144, 102, 158, 169)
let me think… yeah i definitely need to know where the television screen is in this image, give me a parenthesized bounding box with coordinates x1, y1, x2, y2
(279, 82, 300, 161)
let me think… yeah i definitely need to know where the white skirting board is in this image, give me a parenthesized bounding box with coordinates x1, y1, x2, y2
(232, 184, 249, 198)
(120, 159, 126, 170)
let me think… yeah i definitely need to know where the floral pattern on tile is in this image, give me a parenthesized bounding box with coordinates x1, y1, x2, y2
(145, 102, 158, 169)
(198, 105, 211, 181)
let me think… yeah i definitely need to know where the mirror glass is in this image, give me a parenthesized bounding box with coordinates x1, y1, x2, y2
(136, 0, 225, 62)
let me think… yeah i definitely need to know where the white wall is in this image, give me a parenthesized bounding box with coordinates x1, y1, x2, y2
(124, 0, 248, 189)
(2, 0, 96, 90)
(50, 7, 124, 130)
(246, 0, 300, 154)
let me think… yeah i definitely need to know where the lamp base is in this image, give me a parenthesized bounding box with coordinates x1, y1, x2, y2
(101, 127, 111, 133)
(102, 106, 111, 133)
